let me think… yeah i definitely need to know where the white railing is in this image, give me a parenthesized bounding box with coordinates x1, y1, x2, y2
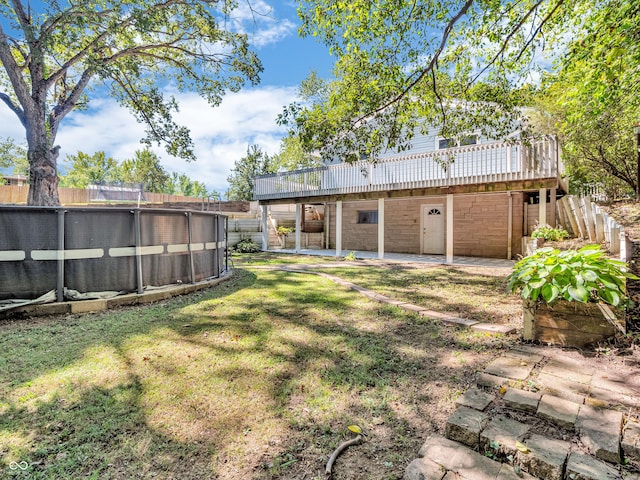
(253, 137, 561, 200)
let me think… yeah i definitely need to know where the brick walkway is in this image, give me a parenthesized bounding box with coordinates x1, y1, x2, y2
(405, 345, 640, 480)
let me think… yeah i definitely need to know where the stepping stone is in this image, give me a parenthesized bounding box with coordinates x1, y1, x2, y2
(540, 357, 595, 385)
(403, 456, 446, 480)
(505, 349, 544, 365)
(536, 372, 588, 404)
(588, 386, 640, 409)
(477, 372, 509, 389)
(470, 323, 516, 334)
(484, 356, 534, 381)
(480, 415, 530, 458)
(455, 387, 494, 411)
(622, 417, 640, 462)
(537, 394, 580, 430)
(592, 371, 640, 397)
(503, 388, 542, 413)
(509, 344, 544, 356)
(445, 406, 489, 447)
(418, 434, 502, 480)
(565, 452, 621, 480)
(518, 434, 570, 480)
(576, 404, 623, 463)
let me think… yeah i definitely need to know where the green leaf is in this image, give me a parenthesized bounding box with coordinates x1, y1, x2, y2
(541, 283, 560, 303)
(568, 285, 589, 303)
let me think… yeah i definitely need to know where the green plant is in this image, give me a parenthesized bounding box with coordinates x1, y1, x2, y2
(531, 224, 569, 241)
(234, 238, 261, 253)
(277, 226, 294, 237)
(344, 251, 357, 261)
(507, 245, 638, 306)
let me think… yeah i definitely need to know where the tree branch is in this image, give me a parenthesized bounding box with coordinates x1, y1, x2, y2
(0, 92, 26, 127)
(351, 0, 474, 127)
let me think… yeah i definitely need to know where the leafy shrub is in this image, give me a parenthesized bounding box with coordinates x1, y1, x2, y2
(507, 245, 637, 307)
(234, 238, 261, 253)
(531, 224, 569, 241)
(344, 251, 357, 261)
(277, 226, 294, 236)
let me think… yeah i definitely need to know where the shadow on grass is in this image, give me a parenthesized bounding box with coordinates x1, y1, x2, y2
(0, 266, 510, 479)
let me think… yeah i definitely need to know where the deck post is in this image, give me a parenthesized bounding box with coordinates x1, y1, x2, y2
(507, 193, 513, 259)
(538, 188, 547, 226)
(260, 204, 268, 251)
(377, 198, 385, 259)
(336, 201, 343, 257)
(295, 203, 302, 253)
(446, 194, 454, 264)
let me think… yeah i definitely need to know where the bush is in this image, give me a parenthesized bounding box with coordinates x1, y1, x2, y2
(277, 226, 294, 236)
(507, 245, 637, 307)
(234, 238, 261, 253)
(531, 224, 569, 241)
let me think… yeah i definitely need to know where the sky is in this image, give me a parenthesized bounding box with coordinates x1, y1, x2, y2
(0, 0, 335, 196)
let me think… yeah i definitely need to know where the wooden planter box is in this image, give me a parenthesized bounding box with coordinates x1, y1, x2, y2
(523, 300, 625, 347)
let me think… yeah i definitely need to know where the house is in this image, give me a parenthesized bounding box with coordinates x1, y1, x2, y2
(2, 174, 28, 186)
(253, 126, 566, 260)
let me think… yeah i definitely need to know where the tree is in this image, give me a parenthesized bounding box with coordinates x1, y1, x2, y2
(120, 149, 171, 193)
(533, 0, 640, 199)
(285, 0, 578, 161)
(0, 137, 29, 178)
(227, 144, 275, 200)
(167, 172, 210, 198)
(0, 1, 261, 205)
(59, 151, 120, 189)
(271, 135, 321, 171)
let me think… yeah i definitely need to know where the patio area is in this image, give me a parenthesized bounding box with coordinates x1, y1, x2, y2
(268, 248, 515, 269)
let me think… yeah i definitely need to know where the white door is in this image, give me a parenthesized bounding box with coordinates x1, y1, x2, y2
(421, 205, 445, 254)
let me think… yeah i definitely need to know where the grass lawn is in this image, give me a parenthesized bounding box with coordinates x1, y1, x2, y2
(0, 254, 519, 479)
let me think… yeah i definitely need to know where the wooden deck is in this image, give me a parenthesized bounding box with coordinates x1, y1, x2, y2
(254, 137, 566, 204)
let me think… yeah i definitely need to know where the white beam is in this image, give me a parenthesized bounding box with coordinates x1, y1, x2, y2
(377, 198, 385, 259)
(295, 203, 301, 253)
(260, 205, 268, 251)
(539, 188, 547, 226)
(446, 194, 454, 263)
(336, 201, 343, 257)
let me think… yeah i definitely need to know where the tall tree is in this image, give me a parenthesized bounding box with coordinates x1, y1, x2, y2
(120, 149, 171, 193)
(227, 144, 275, 200)
(0, 0, 261, 206)
(59, 151, 120, 189)
(534, 0, 640, 199)
(286, 0, 577, 161)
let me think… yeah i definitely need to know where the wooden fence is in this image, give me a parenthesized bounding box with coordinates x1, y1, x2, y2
(0, 185, 229, 207)
(556, 195, 626, 257)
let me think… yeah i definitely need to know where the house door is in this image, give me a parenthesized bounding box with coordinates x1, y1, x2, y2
(421, 205, 445, 254)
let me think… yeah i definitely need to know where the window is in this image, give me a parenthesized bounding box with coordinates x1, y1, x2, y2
(357, 210, 378, 224)
(428, 208, 442, 215)
(437, 134, 479, 149)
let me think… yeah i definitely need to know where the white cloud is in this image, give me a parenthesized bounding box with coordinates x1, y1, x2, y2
(0, 85, 298, 195)
(228, 0, 297, 48)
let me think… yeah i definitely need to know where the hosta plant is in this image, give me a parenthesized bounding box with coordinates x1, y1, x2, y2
(531, 224, 570, 242)
(507, 245, 638, 307)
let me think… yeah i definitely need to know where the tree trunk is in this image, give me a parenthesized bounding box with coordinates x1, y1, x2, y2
(27, 144, 61, 206)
